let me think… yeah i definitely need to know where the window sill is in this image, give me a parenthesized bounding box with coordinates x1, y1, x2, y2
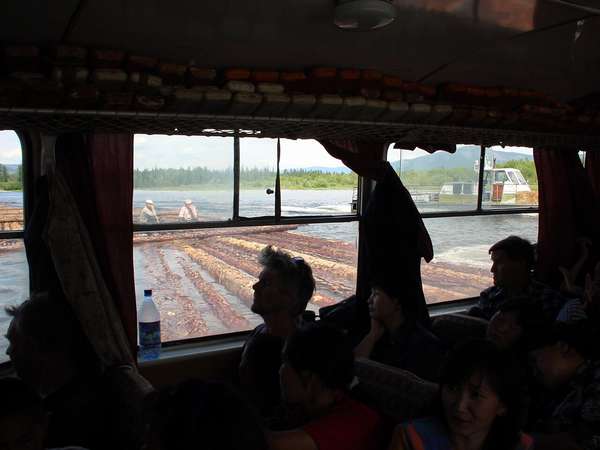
(428, 297, 477, 317)
(137, 298, 478, 367)
(137, 333, 247, 368)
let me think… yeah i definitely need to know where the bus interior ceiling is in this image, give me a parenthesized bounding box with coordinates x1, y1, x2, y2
(0, 0, 599, 102)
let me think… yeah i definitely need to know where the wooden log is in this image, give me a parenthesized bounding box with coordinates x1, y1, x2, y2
(176, 256, 251, 331)
(190, 237, 350, 302)
(216, 236, 357, 281)
(181, 244, 256, 307)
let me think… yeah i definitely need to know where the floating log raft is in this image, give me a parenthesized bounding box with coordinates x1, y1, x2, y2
(0, 204, 23, 231)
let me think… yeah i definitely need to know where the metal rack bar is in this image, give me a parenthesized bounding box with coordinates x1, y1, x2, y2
(1, 108, 599, 148)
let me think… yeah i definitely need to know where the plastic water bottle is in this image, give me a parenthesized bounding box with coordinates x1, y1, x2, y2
(138, 289, 161, 361)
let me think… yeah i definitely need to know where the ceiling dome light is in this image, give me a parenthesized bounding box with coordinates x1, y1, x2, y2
(334, 0, 397, 31)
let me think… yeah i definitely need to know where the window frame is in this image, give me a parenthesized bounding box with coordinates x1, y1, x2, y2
(134, 141, 539, 346)
(0, 130, 30, 367)
(132, 134, 364, 345)
(387, 144, 538, 306)
(0, 130, 28, 246)
(133, 135, 363, 233)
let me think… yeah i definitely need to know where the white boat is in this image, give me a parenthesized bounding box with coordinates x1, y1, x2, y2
(440, 168, 532, 202)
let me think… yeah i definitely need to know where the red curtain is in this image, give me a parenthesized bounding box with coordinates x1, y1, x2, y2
(55, 133, 137, 357)
(534, 148, 600, 287)
(88, 134, 136, 355)
(586, 151, 600, 203)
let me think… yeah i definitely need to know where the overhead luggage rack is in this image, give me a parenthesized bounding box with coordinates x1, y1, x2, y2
(0, 107, 599, 148)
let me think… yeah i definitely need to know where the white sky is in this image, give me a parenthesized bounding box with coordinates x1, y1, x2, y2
(0, 130, 534, 169)
(388, 144, 533, 161)
(134, 135, 344, 170)
(0, 130, 22, 164)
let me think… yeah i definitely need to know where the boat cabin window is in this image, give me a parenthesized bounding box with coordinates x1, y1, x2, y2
(482, 146, 538, 210)
(387, 144, 538, 305)
(495, 171, 509, 183)
(133, 135, 359, 343)
(0, 130, 28, 364)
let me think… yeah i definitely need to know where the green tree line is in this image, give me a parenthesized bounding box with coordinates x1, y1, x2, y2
(134, 159, 537, 191)
(0, 164, 22, 190)
(399, 167, 476, 188)
(134, 167, 358, 190)
(495, 159, 538, 186)
(397, 159, 538, 189)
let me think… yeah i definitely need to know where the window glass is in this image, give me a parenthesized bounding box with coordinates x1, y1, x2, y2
(0, 131, 23, 231)
(422, 214, 538, 304)
(133, 135, 234, 224)
(133, 222, 358, 341)
(0, 240, 28, 363)
(387, 144, 480, 212)
(482, 146, 538, 209)
(279, 140, 358, 216)
(0, 130, 26, 364)
(239, 138, 277, 218)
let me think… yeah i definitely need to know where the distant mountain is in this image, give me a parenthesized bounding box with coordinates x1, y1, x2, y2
(0, 164, 20, 174)
(390, 146, 533, 172)
(291, 166, 352, 174)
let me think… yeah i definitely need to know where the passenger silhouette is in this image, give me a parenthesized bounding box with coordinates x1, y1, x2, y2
(239, 245, 315, 416)
(268, 323, 382, 450)
(5, 292, 143, 450)
(144, 380, 267, 450)
(355, 283, 446, 382)
(470, 236, 583, 323)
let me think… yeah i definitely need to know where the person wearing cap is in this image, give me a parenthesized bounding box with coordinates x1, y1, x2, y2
(139, 199, 159, 224)
(354, 279, 446, 382)
(527, 321, 600, 450)
(178, 199, 198, 222)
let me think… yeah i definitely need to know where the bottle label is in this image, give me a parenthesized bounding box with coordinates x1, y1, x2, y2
(139, 321, 161, 347)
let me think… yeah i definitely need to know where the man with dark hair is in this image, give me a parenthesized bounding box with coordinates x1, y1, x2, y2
(239, 245, 316, 415)
(5, 293, 99, 395)
(0, 377, 87, 450)
(267, 323, 382, 450)
(486, 296, 544, 351)
(527, 321, 600, 450)
(469, 235, 580, 322)
(5, 292, 138, 450)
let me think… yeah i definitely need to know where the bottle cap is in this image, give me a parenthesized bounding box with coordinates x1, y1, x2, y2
(144, 289, 152, 296)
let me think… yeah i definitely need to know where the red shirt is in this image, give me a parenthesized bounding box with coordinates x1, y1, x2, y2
(303, 395, 382, 450)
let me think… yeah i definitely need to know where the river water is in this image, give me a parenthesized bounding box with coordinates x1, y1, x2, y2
(0, 189, 538, 361)
(133, 188, 537, 262)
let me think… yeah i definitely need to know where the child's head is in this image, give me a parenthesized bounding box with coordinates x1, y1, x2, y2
(0, 377, 47, 450)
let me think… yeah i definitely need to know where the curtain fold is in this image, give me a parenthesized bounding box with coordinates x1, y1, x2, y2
(44, 170, 134, 367)
(319, 139, 433, 327)
(88, 134, 137, 355)
(534, 148, 600, 287)
(45, 132, 137, 366)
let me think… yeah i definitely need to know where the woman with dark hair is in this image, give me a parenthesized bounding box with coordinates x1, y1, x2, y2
(355, 279, 446, 382)
(389, 339, 533, 450)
